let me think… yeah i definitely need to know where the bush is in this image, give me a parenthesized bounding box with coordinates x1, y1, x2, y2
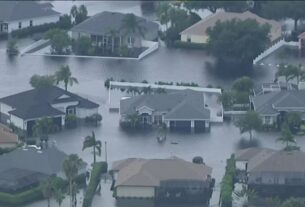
(85, 113, 102, 125)
(65, 114, 78, 129)
(173, 40, 207, 50)
(11, 15, 72, 39)
(237, 138, 260, 149)
(72, 36, 93, 55)
(83, 162, 107, 207)
(0, 186, 43, 206)
(192, 156, 204, 164)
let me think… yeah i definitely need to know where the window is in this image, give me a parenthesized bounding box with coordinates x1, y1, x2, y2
(18, 22, 22, 29)
(67, 107, 75, 115)
(187, 35, 191, 42)
(265, 116, 271, 124)
(128, 36, 135, 45)
(29, 20, 33, 27)
(274, 177, 279, 184)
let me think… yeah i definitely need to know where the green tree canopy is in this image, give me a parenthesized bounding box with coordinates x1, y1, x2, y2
(287, 111, 302, 131)
(70, 4, 88, 25)
(32, 118, 59, 138)
(121, 13, 146, 38)
(45, 29, 71, 54)
(73, 36, 92, 55)
(277, 123, 296, 149)
(207, 19, 270, 73)
(236, 111, 262, 140)
(30, 74, 55, 89)
(82, 131, 102, 164)
(261, 1, 305, 31)
(232, 76, 253, 93)
(55, 65, 78, 91)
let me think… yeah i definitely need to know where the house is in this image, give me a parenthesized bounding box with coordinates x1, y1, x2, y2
(250, 90, 305, 126)
(0, 146, 86, 193)
(120, 89, 211, 132)
(0, 1, 60, 34)
(0, 86, 99, 135)
(0, 123, 19, 148)
(111, 157, 213, 204)
(235, 148, 305, 198)
(70, 11, 159, 50)
(180, 10, 282, 44)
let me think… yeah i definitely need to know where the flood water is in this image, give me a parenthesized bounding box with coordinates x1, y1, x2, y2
(0, 1, 290, 207)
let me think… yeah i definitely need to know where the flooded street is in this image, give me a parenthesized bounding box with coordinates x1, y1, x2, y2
(0, 1, 290, 207)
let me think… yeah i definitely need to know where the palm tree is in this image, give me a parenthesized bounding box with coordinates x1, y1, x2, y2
(277, 123, 296, 148)
(126, 113, 140, 128)
(121, 13, 146, 48)
(32, 118, 59, 141)
(62, 154, 82, 207)
(82, 131, 102, 164)
(55, 65, 78, 91)
(276, 64, 294, 83)
(156, 2, 171, 30)
(53, 188, 65, 207)
(41, 177, 55, 207)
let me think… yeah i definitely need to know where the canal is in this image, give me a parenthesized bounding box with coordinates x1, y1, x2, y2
(0, 1, 289, 207)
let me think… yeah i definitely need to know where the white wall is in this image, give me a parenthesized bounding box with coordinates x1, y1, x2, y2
(8, 14, 60, 32)
(76, 107, 99, 118)
(0, 103, 14, 115)
(116, 186, 155, 198)
(10, 114, 25, 130)
(181, 34, 208, 44)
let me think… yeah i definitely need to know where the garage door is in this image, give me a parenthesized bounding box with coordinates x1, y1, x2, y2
(194, 120, 205, 133)
(170, 121, 191, 132)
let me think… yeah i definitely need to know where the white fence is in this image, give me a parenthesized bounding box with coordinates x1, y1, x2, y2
(138, 40, 159, 60)
(19, 39, 50, 56)
(253, 39, 299, 65)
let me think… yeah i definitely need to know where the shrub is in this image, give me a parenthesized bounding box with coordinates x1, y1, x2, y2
(220, 155, 236, 207)
(192, 156, 204, 164)
(85, 113, 102, 126)
(72, 36, 93, 55)
(65, 114, 78, 129)
(237, 138, 260, 149)
(82, 162, 107, 207)
(173, 40, 207, 50)
(104, 77, 114, 90)
(0, 186, 43, 206)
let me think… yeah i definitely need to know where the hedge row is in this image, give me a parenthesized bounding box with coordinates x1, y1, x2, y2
(82, 162, 108, 207)
(11, 15, 71, 39)
(0, 186, 43, 206)
(220, 154, 236, 207)
(173, 40, 207, 50)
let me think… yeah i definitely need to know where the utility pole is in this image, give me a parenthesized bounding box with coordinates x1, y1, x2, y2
(105, 141, 107, 163)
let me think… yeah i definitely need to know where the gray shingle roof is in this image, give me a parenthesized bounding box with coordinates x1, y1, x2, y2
(112, 157, 212, 187)
(0, 86, 99, 119)
(252, 90, 305, 115)
(0, 1, 60, 22)
(71, 11, 159, 41)
(120, 89, 210, 120)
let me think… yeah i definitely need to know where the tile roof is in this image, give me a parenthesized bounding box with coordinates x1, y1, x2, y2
(70, 11, 159, 41)
(0, 1, 60, 22)
(252, 90, 305, 115)
(120, 89, 210, 120)
(112, 157, 212, 187)
(180, 10, 281, 42)
(0, 86, 99, 119)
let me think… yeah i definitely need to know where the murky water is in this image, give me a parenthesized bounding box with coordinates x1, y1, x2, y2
(0, 1, 289, 207)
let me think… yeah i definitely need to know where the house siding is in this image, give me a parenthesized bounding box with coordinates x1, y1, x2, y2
(181, 34, 208, 44)
(76, 107, 98, 118)
(116, 186, 155, 198)
(8, 14, 60, 33)
(10, 114, 25, 130)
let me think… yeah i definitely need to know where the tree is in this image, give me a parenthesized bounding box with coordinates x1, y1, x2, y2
(261, 1, 305, 32)
(237, 111, 262, 141)
(82, 131, 102, 164)
(232, 76, 253, 93)
(207, 19, 270, 73)
(277, 123, 296, 148)
(281, 197, 305, 207)
(53, 188, 65, 207)
(73, 36, 92, 55)
(70, 5, 88, 25)
(30, 74, 55, 89)
(121, 13, 146, 47)
(32, 118, 59, 139)
(183, 0, 248, 13)
(287, 111, 302, 132)
(289, 64, 305, 84)
(62, 154, 82, 207)
(126, 113, 140, 128)
(156, 2, 171, 29)
(218, 91, 234, 110)
(41, 177, 55, 207)
(6, 38, 19, 56)
(45, 29, 71, 54)
(55, 65, 78, 91)
(276, 64, 295, 83)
